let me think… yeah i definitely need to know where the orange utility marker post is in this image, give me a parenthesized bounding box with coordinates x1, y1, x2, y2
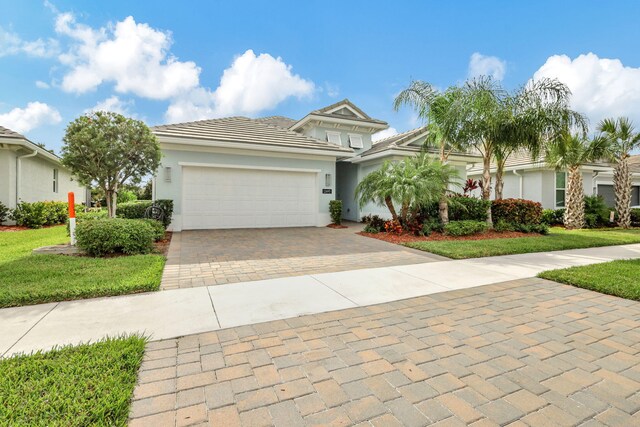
(68, 192, 76, 245)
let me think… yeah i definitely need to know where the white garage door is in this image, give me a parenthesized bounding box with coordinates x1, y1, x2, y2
(182, 166, 318, 229)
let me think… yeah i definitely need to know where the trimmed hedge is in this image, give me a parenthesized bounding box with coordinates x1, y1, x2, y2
(329, 200, 342, 225)
(117, 199, 173, 228)
(75, 218, 155, 256)
(541, 208, 564, 226)
(141, 219, 166, 242)
(444, 220, 488, 236)
(11, 201, 69, 229)
(448, 196, 491, 222)
(491, 198, 542, 225)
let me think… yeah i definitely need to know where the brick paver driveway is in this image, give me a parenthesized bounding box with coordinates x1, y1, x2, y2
(161, 224, 443, 289)
(130, 278, 640, 426)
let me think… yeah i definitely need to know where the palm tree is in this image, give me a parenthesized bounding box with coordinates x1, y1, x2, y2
(393, 82, 466, 223)
(355, 161, 398, 221)
(449, 76, 586, 223)
(597, 117, 640, 228)
(355, 153, 460, 225)
(545, 133, 610, 229)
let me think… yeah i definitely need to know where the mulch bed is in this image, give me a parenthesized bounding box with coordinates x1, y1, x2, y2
(155, 232, 172, 256)
(326, 224, 348, 229)
(359, 230, 541, 244)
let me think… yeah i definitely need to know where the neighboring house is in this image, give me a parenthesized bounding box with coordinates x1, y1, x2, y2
(152, 99, 480, 231)
(0, 126, 87, 223)
(467, 152, 640, 209)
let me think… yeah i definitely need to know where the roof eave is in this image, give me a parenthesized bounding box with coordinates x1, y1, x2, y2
(289, 114, 388, 133)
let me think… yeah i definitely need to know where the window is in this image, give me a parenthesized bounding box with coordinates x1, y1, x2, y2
(53, 168, 58, 193)
(555, 171, 566, 208)
(348, 134, 363, 149)
(325, 173, 332, 187)
(326, 131, 342, 145)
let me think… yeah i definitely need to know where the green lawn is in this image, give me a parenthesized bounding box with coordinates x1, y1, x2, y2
(539, 259, 640, 300)
(404, 228, 640, 259)
(0, 226, 165, 307)
(0, 336, 145, 426)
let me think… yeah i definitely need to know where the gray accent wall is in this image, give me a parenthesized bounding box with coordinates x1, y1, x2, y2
(336, 162, 359, 221)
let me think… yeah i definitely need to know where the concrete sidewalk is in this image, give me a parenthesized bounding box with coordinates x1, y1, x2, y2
(2, 244, 640, 358)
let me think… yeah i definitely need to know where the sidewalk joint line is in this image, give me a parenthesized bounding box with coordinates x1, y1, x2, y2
(2, 302, 60, 358)
(309, 275, 360, 307)
(206, 287, 222, 329)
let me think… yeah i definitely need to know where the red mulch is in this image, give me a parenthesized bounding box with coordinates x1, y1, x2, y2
(326, 224, 348, 229)
(155, 232, 172, 256)
(359, 230, 541, 244)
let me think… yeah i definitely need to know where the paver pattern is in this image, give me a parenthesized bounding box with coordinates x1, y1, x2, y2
(161, 224, 442, 289)
(130, 278, 640, 426)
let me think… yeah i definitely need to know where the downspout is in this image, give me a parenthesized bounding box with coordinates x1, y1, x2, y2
(513, 170, 523, 198)
(592, 171, 600, 196)
(15, 149, 38, 206)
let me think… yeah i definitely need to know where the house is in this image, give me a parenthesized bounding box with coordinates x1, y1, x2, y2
(467, 152, 640, 209)
(152, 99, 480, 231)
(0, 126, 87, 222)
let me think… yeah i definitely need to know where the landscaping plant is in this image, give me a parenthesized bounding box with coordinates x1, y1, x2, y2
(491, 198, 542, 225)
(75, 218, 155, 256)
(329, 200, 343, 225)
(361, 214, 386, 232)
(443, 220, 488, 236)
(61, 111, 161, 218)
(0, 202, 9, 224)
(596, 117, 640, 228)
(11, 201, 69, 229)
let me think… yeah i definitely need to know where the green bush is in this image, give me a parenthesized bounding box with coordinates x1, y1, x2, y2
(67, 208, 108, 235)
(11, 201, 69, 228)
(75, 218, 155, 256)
(513, 223, 550, 235)
(361, 214, 386, 232)
(494, 219, 516, 232)
(492, 198, 542, 225)
(444, 220, 488, 237)
(423, 218, 444, 235)
(141, 219, 165, 241)
(448, 196, 491, 222)
(329, 200, 342, 225)
(363, 224, 379, 234)
(584, 195, 612, 228)
(117, 200, 173, 229)
(0, 201, 9, 223)
(155, 199, 173, 228)
(116, 189, 138, 204)
(541, 208, 565, 226)
(632, 209, 640, 227)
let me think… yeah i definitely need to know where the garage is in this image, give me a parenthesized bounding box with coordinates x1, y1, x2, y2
(181, 166, 318, 230)
(597, 184, 640, 207)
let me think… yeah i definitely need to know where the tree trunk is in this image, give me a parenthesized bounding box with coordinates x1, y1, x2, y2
(438, 197, 449, 225)
(400, 202, 409, 225)
(614, 158, 632, 228)
(481, 154, 493, 226)
(494, 162, 505, 200)
(105, 187, 118, 218)
(563, 166, 585, 229)
(384, 196, 398, 222)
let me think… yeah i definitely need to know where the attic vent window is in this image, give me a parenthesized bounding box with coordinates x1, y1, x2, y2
(348, 134, 363, 149)
(326, 131, 342, 145)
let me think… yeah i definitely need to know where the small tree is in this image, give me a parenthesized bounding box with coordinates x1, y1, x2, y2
(61, 112, 161, 218)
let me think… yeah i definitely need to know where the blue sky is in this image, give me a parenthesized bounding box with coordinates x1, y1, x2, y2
(1, 0, 640, 153)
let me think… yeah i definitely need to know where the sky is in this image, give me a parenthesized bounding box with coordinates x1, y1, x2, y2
(1, 0, 640, 153)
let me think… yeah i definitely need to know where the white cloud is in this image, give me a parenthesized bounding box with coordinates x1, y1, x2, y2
(324, 82, 340, 98)
(55, 13, 200, 99)
(35, 80, 50, 89)
(372, 127, 398, 142)
(468, 52, 506, 81)
(166, 49, 315, 123)
(85, 96, 134, 115)
(0, 28, 59, 58)
(533, 53, 640, 127)
(0, 102, 62, 133)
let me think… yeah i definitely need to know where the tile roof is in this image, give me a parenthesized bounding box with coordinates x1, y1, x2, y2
(254, 116, 297, 129)
(361, 127, 429, 156)
(0, 125, 26, 139)
(152, 116, 353, 154)
(314, 98, 373, 120)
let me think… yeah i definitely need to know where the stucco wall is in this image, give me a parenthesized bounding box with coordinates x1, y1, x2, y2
(302, 126, 372, 156)
(156, 146, 336, 230)
(1, 149, 86, 211)
(336, 161, 359, 221)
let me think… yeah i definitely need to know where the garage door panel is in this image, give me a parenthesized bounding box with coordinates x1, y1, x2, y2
(182, 166, 318, 229)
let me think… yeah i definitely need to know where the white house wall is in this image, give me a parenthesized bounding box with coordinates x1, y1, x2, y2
(0, 150, 12, 209)
(302, 126, 373, 156)
(156, 146, 336, 231)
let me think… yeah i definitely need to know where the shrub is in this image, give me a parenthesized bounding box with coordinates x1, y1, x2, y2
(361, 214, 386, 232)
(75, 218, 155, 256)
(67, 208, 108, 235)
(513, 223, 550, 235)
(116, 190, 137, 204)
(155, 199, 174, 228)
(494, 219, 516, 232)
(541, 208, 565, 226)
(384, 220, 403, 235)
(444, 220, 488, 236)
(329, 200, 342, 225)
(141, 219, 166, 241)
(0, 201, 9, 223)
(584, 195, 612, 228)
(632, 209, 640, 227)
(116, 199, 173, 228)
(422, 218, 444, 235)
(11, 201, 69, 228)
(491, 198, 542, 225)
(448, 196, 491, 222)
(363, 225, 379, 234)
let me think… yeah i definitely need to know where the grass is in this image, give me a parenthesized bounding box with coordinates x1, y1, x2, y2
(0, 336, 146, 426)
(0, 226, 165, 308)
(404, 228, 640, 259)
(539, 259, 640, 300)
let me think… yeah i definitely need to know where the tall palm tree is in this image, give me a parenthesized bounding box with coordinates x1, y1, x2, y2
(355, 161, 398, 221)
(355, 154, 459, 225)
(393, 82, 466, 224)
(448, 76, 586, 223)
(545, 133, 610, 229)
(597, 117, 640, 228)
